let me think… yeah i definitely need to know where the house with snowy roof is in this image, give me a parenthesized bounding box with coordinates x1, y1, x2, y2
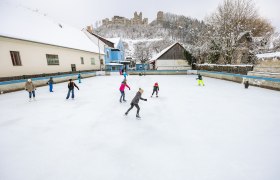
(248, 51, 280, 78)
(105, 38, 126, 71)
(0, 3, 103, 78)
(83, 28, 125, 71)
(149, 42, 191, 70)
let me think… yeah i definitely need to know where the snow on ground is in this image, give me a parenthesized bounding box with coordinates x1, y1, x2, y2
(0, 75, 280, 180)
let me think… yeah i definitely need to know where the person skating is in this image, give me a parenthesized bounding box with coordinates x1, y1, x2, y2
(66, 79, 79, 99)
(125, 88, 147, 118)
(47, 77, 54, 92)
(119, 80, 130, 103)
(78, 73, 82, 83)
(25, 79, 36, 101)
(196, 74, 205, 86)
(151, 82, 159, 97)
(123, 71, 128, 79)
(242, 78, 249, 89)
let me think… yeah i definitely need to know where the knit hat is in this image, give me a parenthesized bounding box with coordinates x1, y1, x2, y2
(139, 88, 144, 94)
(27, 79, 31, 82)
(155, 82, 158, 86)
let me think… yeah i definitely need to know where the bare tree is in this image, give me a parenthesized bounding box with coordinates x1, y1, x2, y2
(206, 0, 274, 64)
(134, 42, 152, 63)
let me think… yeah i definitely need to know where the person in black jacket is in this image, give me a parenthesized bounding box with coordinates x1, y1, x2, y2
(66, 79, 79, 99)
(125, 88, 147, 118)
(196, 74, 205, 86)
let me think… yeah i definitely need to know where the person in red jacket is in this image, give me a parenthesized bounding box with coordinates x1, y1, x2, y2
(119, 80, 130, 103)
(151, 82, 159, 97)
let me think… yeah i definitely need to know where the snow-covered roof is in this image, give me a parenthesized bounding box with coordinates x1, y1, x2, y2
(107, 38, 121, 48)
(150, 42, 179, 61)
(0, 3, 101, 54)
(256, 52, 280, 59)
(106, 63, 123, 66)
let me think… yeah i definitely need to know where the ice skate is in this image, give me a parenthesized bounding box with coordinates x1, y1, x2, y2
(136, 114, 141, 119)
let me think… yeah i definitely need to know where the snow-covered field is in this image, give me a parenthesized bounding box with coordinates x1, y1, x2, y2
(0, 75, 280, 180)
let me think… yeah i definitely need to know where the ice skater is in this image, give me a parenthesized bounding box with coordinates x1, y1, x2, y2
(47, 77, 54, 92)
(151, 82, 159, 97)
(125, 88, 147, 118)
(66, 79, 79, 99)
(78, 73, 82, 83)
(196, 74, 205, 86)
(119, 80, 130, 103)
(242, 78, 249, 89)
(123, 71, 128, 79)
(25, 79, 36, 101)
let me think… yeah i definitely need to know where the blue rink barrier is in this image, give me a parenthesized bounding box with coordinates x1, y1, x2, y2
(198, 70, 280, 83)
(0, 72, 96, 86)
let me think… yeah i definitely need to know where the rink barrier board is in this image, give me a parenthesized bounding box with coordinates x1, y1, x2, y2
(1, 70, 280, 93)
(198, 70, 280, 91)
(0, 72, 97, 93)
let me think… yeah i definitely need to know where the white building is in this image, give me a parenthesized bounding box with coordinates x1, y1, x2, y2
(0, 3, 103, 78)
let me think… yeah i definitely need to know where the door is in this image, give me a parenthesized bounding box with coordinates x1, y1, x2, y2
(71, 64, 76, 72)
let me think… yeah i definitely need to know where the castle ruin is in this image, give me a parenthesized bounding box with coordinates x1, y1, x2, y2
(102, 12, 148, 26)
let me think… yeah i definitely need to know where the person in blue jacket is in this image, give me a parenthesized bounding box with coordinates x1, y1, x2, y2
(123, 71, 128, 79)
(47, 77, 54, 92)
(78, 73, 82, 83)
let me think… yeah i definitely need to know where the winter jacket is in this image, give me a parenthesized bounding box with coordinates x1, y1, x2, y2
(153, 85, 159, 91)
(119, 82, 130, 91)
(131, 91, 146, 104)
(123, 72, 128, 77)
(197, 74, 203, 80)
(68, 82, 79, 90)
(47, 79, 54, 84)
(25, 82, 36, 92)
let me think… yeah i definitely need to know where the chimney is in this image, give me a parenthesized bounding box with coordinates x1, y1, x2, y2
(86, 25, 93, 33)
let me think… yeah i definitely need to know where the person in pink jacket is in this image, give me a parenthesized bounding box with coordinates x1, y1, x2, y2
(119, 80, 130, 103)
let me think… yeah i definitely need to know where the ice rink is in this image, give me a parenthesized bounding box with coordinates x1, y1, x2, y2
(0, 75, 280, 180)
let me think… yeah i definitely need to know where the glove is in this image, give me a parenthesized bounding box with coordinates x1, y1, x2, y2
(144, 99, 147, 101)
(129, 88, 131, 90)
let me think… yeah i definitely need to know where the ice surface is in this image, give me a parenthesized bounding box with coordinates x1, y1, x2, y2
(0, 75, 280, 180)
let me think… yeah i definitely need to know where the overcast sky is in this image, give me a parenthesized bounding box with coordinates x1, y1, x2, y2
(3, 0, 280, 31)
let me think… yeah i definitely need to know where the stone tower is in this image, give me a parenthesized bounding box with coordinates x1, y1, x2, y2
(157, 11, 164, 23)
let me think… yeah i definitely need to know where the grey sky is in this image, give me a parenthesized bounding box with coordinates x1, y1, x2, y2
(4, 0, 280, 31)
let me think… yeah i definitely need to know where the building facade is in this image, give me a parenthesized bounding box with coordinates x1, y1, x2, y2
(150, 42, 191, 70)
(0, 4, 102, 79)
(0, 36, 100, 78)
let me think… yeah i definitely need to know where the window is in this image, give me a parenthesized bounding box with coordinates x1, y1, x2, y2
(107, 50, 110, 58)
(46, 54, 59, 65)
(91, 58, 95, 65)
(10, 51, 22, 66)
(81, 57, 84, 64)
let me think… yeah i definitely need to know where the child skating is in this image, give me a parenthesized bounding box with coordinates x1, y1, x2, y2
(242, 78, 249, 89)
(25, 79, 36, 101)
(47, 77, 54, 92)
(123, 71, 128, 79)
(151, 82, 159, 97)
(125, 88, 147, 119)
(119, 80, 130, 103)
(78, 73, 82, 83)
(196, 74, 205, 86)
(66, 79, 79, 99)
